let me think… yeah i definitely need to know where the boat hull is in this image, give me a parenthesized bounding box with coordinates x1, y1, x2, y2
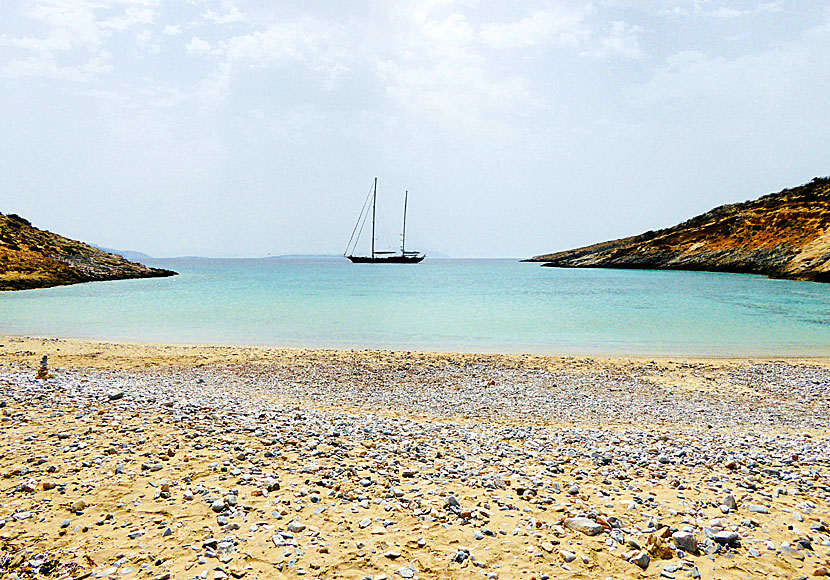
(347, 255, 425, 264)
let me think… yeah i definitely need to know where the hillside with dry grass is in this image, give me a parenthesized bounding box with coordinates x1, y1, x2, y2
(0, 213, 175, 291)
(528, 177, 830, 282)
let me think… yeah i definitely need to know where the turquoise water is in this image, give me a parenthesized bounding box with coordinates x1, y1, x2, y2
(1, 257, 829, 356)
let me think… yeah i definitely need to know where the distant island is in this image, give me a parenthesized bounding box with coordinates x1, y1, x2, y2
(0, 213, 176, 291)
(528, 177, 830, 283)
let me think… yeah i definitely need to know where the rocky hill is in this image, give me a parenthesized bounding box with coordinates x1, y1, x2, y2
(0, 213, 176, 291)
(528, 177, 830, 282)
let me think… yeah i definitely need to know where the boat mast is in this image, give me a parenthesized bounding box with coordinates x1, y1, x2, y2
(401, 190, 408, 255)
(371, 177, 377, 259)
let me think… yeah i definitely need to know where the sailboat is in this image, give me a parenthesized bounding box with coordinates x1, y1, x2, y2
(345, 178, 426, 264)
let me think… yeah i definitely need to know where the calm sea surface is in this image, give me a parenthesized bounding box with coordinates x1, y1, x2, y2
(2, 257, 830, 356)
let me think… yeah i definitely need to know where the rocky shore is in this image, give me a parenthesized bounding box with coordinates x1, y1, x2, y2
(528, 177, 830, 283)
(1, 337, 829, 580)
(0, 214, 175, 291)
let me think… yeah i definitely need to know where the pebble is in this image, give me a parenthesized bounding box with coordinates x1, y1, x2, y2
(2, 353, 830, 580)
(672, 531, 698, 554)
(629, 551, 650, 570)
(564, 517, 603, 536)
(713, 531, 740, 548)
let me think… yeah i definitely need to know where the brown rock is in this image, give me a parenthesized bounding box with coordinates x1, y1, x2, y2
(647, 533, 674, 560)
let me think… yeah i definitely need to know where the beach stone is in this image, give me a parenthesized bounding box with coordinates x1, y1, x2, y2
(796, 539, 813, 551)
(70, 500, 87, 513)
(564, 517, 603, 536)
(108, 390, 124, 401)
(560, 550, 576, 562)
(263, 477, 279, 491)
(648, 531, 674, 559)
(723, 494, 737, 511)
(287, 521, 306, 533)
(216, 541, 235, 563)
(629, 551, 650, 570)
(748, 504, 769, 514)
(713, 531, 740, 548)
(359, 518, 371, 529)
(396, 567, 414, 578)
(211, 500, 225, 513)
(672, 531, 698, 554)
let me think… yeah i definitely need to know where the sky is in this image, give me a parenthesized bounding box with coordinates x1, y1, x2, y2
(1, 0, 828, 258)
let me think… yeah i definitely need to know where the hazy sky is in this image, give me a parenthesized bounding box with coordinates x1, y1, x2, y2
(1, 1, 827, 258)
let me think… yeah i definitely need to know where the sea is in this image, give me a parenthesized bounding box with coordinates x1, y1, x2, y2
(2, 257, 830, 356)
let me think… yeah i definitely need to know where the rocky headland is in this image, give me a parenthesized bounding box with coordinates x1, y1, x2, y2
(528, 177, 830, 283)
(0, 213, 175, 291)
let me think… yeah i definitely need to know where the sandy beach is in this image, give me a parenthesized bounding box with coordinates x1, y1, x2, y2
(1, 335, 829, 580)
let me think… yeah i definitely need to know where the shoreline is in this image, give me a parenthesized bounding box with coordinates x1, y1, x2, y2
(2, 335, 829, 579)
(4, 334, 830, 367)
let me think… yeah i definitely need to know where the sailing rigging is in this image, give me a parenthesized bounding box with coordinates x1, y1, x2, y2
(344, 178, 425, 264)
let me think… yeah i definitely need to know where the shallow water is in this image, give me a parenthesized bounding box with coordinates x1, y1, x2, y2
(2, 257, 829, 355)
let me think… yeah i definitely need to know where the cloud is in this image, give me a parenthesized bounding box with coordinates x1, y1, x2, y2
(136, 29, 160, 54)
(190, 16, 349, 106)
(659, 1, 785, 18)
(187, 36, 212, 55)
(163, 24, 181, 36)
(0, 0, 159, 81)
(479, 7, 592, 49)
(2, 52, 112, 81)
(376, 10, 538, 132)
(203, 1, 246, 24)
(588, 20, 645, 59)
(627, 17, 830, 122)
(710, 7, 746, 18)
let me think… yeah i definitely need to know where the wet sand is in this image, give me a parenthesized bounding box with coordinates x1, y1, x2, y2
(1, 336, 829, 580)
